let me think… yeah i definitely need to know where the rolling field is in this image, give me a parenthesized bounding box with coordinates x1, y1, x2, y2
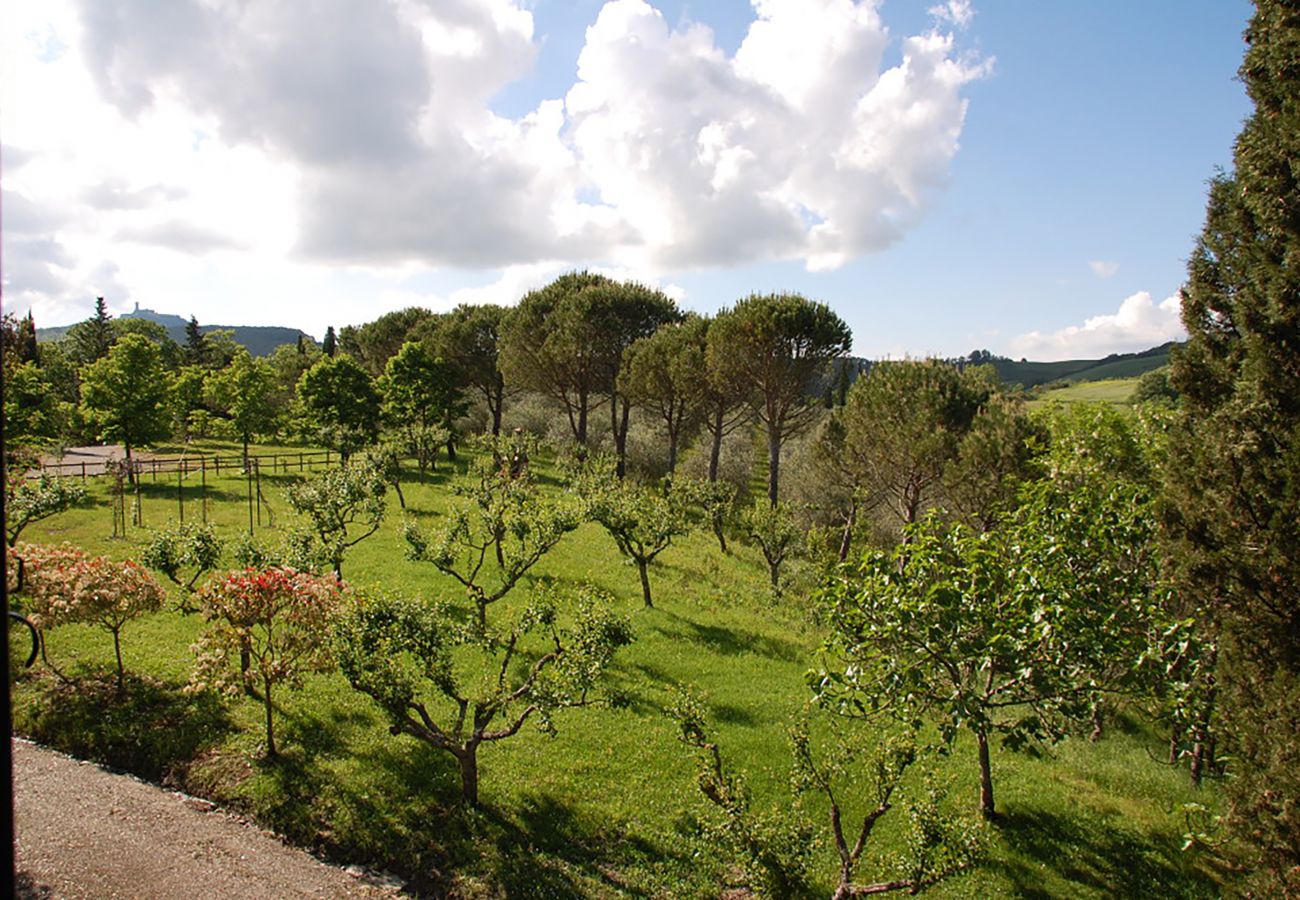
(8, 441, 1234, 897)
(1028, 377, 1140, 410)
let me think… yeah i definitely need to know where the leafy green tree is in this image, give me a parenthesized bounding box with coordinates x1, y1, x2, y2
(322, 325, 337, 357)
(839, 360, 990, 537)
(6, 474, 87, 547)
(190, 567, 344, 757)
(338, 307, 436, 377)
(114, 318, 183, 368)
(171, 365, 211, 440)
(696, 315, 753, 483)
(816, 477, 1160, 820)
(336, 586, 632, 805)
(421, 303, 515, 436)
(285, 455, 388, 578)
(1165, 3, 1300, 886)
(3, 361, 66, 452)
(207, 349, 279, 462)
(942, 393, 1041, 533)
(738, 499, 802, 595)
(141, 521, 224, 596)
(79, 333, 173, 467)
(676, 476, 737, 553)
(296, 354, 381, 460)
(380, 341, 462, 477)
(404, 446, 580, 627)
(501, 272, 680, 461)
(788, 716, 983, 899)
(621, 316, 709, 474)
(574, 459, 691, 608)
(1131, 366, 1179, 406)
(708, 294, 851, 505)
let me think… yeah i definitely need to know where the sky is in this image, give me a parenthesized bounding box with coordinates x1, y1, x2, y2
(1, 0, 1254, 360)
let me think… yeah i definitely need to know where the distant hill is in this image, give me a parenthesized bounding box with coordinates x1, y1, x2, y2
(36, 305, 313, 358)
(829, 342, 1176, 393)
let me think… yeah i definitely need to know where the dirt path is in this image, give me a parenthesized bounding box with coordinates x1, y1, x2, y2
(12, 738, 409, 899)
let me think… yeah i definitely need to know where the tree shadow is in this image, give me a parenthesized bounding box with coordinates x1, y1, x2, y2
(994, 805, 1221, 898)
(481, 791, 680, 898)
(14, 670, 234, 783)
(650, 611, 804, 663)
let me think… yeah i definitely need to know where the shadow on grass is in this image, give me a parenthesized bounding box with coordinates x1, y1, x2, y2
(651, 610, 804, 663)
(994, 805, 1220, 899)
(480, 791, 678, 898)
(15, 669, 234, 784)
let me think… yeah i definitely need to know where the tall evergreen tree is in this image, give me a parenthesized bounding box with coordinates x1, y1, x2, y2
(1166, 2, 1300, 892)
(18, 311, 40, 364)
(184, 315, 208, 366)
(68, 296, 116, 364)
(322, 325, 338, 358)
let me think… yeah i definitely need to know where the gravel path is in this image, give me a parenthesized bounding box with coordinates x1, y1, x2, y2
(12, 738, 408, 899)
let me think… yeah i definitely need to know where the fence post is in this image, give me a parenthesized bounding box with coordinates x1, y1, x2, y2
(178, 464, 185, 522)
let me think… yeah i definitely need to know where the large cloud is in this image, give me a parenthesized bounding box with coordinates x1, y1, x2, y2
(1009, 291, 1186, 361)
(68, 0, 981, 267)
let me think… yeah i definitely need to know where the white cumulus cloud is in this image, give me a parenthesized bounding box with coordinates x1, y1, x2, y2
(1009, 291, 1185, 361)
(2, 0, 988, 326)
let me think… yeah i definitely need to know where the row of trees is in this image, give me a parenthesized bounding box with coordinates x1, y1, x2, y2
(5, 280, 857, 512)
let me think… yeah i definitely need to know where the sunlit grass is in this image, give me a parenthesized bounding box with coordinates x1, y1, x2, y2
(9, 444, 1235, 897)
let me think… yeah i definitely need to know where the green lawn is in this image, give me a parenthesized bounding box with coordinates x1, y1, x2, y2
(8, 445, 1235, 897)
(1028, 377, 1140, 410)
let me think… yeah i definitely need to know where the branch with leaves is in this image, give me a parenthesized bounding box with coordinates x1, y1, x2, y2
(335, 584, 632, 805)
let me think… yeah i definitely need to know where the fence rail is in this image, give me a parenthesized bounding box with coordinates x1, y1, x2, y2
(37, 449, 337, 480)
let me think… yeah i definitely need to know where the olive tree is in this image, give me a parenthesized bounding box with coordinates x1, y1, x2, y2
(336, 586, 632, 805)
(285, 455, 388, 578)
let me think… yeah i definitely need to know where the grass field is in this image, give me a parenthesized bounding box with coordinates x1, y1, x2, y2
(8, 441, 1235, 897)
(1028, 377, 1140, 410)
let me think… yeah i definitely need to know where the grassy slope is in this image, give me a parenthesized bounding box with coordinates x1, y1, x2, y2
(9, 445, 1232, 897)
(1028, 378, 1141, 411)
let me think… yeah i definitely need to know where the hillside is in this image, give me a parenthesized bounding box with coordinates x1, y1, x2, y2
(982, 342, 1175, 389)
(36, 305, 312, 358)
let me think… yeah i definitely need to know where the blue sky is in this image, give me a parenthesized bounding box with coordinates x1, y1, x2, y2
(1, 0, 1252, 360)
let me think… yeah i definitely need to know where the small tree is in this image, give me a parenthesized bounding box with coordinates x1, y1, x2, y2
(190, 567, 345, 757)
(21, 544, 166, 691)
(336, 586, 632, 805)
(6, 473, 87, 547)
(739, 499, 802, 595)
(815, 479, 1158, 820)
(141, 521, 224, 599)
(285, 456, 388, 578)
(404, 447, 579, 627)
(676, 476, 737, 554)
(575, 460, 690, 608)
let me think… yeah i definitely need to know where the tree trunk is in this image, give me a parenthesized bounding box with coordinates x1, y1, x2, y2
(393, 481, 406, 509)
(112, 627, 125, 694)
(708, 407, 723, 482)
(767, 428, 781, 507)
(458, 745, 479, 806)
(576, 390, 589, 446)
(1090, 700, 1104, 742)
(264, 678, 277, 757)
(637, 558, 653, 608)
(768, 559, 780, 592)
(977, 726, 996, 820)
(837, 500, 857, 562)
(712, 515, 728, 554)
(490, 380, 503, 436)
(1169, 723, 1181, 766)
(614, 398, 630, 479)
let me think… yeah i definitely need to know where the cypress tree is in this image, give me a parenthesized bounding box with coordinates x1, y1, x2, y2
(1167, 2, 1300, 892)
(322, 325, 337, 358)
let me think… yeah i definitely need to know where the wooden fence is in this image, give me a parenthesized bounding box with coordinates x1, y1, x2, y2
(37, 449, 337, 481)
